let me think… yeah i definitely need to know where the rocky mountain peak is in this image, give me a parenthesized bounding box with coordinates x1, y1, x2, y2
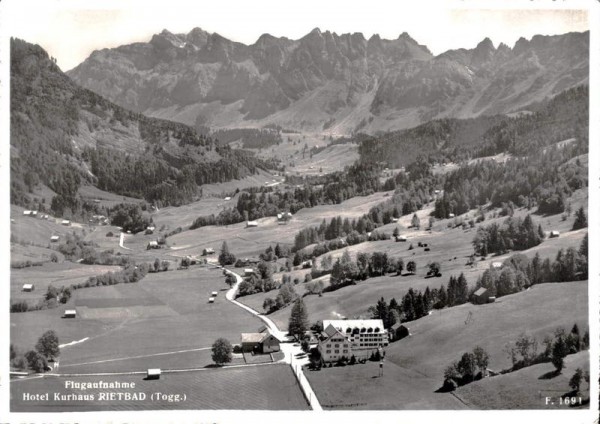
(67, 29, 589, 134)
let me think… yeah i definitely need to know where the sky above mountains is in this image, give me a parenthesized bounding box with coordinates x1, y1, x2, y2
(4, 0, 589, 71)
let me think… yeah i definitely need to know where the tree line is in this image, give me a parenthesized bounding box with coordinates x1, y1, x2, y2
(191, 162, 385, 229)
(472, 214, 544, 257)
(475, 234, 588, 298)
(368, 273, 469, 328)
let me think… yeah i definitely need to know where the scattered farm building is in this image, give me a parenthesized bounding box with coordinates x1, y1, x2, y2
(318, 319, 389, 363)
(277, 212, 293, 224)
(550, 230, 560, 238)
(23, 210, 38, 217)
(395, 235, 407, 242)
(208, 297, 215, 303)
(448, 213, 456, 218)
(300, 260, 312, 268)
(472, 288, 491, 304)
(244, 268, 255, 276)
(22, 284, 34, 292)
(241, 330, 280, 353)
(146, 368, 161, 380)
(61, 220, 71, 226)
(246, 221, 258, 228)
(91, 215, 109, 225)
(50, 235, 60, 242)
(211, 291, 218, 297)
(389, 323, 410, 342)
(203, 247, 215, 255)
(491, 262, 503, 269)
(63, 309, 77, 318)
(147, 240, 160, 250)
(391, 218, 399, 223)
(224, 197, 231, 201)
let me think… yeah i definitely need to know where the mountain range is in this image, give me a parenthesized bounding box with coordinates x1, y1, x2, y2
(68, 28, 589, 134)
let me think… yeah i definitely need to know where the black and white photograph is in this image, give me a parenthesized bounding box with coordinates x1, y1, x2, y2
(1, 0, 598, 422)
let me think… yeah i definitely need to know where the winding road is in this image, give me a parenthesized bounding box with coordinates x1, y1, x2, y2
(224, 267, 323, 410)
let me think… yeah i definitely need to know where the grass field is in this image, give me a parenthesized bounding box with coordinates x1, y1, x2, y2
(249, 132, 358, 175)
(55, 268, 261, 371)
(10, 262, 123, 307)
(78, 185, 145, 209)
(11, 205, 85, 247)
(13, 267, 265, 373)
(240, 202, 587, 331)
(304, 281, 587, 409)
(166, 191, 394, 259)
(11, 364, 309, 411)
(305, 360, 465, 409)
(384, 280, 588, 380)
(10, 243, 65, 265)
(456, 351, 590, 409)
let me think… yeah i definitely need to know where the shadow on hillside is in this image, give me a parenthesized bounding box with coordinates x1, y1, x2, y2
(539, 369, 561, 380)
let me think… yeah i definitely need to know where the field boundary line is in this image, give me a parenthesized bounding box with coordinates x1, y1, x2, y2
(46, 361, 281, 377)
(60, 346, 212, 368)
(450, 391, 470, 407)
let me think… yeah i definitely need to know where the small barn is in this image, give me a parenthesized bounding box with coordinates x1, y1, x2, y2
(211, 291, 218, 297)
(50, 235, 60, 242)
(448, 213, 455, 218)
(244, 268, 255, 276)
(472, 288, 491, 305)
(23, 210, 32, 216)
(146, 368, 161, 380)
(61, 220, 71, 226)
(147, 241, 159, 250)
(241, 331, 280, 353)
(22, 283, 34, 292)
(491, 262, 503, 269)
(390, 323, 410, 341)
(224, 197, 231, 201)
(64, 309, 77, 318)
(550, 230, 560, 238)
(208, 297, 215, 303)
(246, 221, 258, 228)
(396, 235, 407, 242)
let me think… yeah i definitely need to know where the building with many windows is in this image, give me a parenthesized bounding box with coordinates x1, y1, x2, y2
(318, 319, 388, 363)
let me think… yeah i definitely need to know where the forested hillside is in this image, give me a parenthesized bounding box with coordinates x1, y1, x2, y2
(358, 85, 588, 166)
(10, 38, 268, 215)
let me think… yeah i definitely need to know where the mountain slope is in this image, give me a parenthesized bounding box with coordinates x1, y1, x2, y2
(10, 38, 266, 212)
(68, 29, 589, 134)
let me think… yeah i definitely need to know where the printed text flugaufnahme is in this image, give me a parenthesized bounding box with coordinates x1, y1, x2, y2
(64, 380, 136, 390)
